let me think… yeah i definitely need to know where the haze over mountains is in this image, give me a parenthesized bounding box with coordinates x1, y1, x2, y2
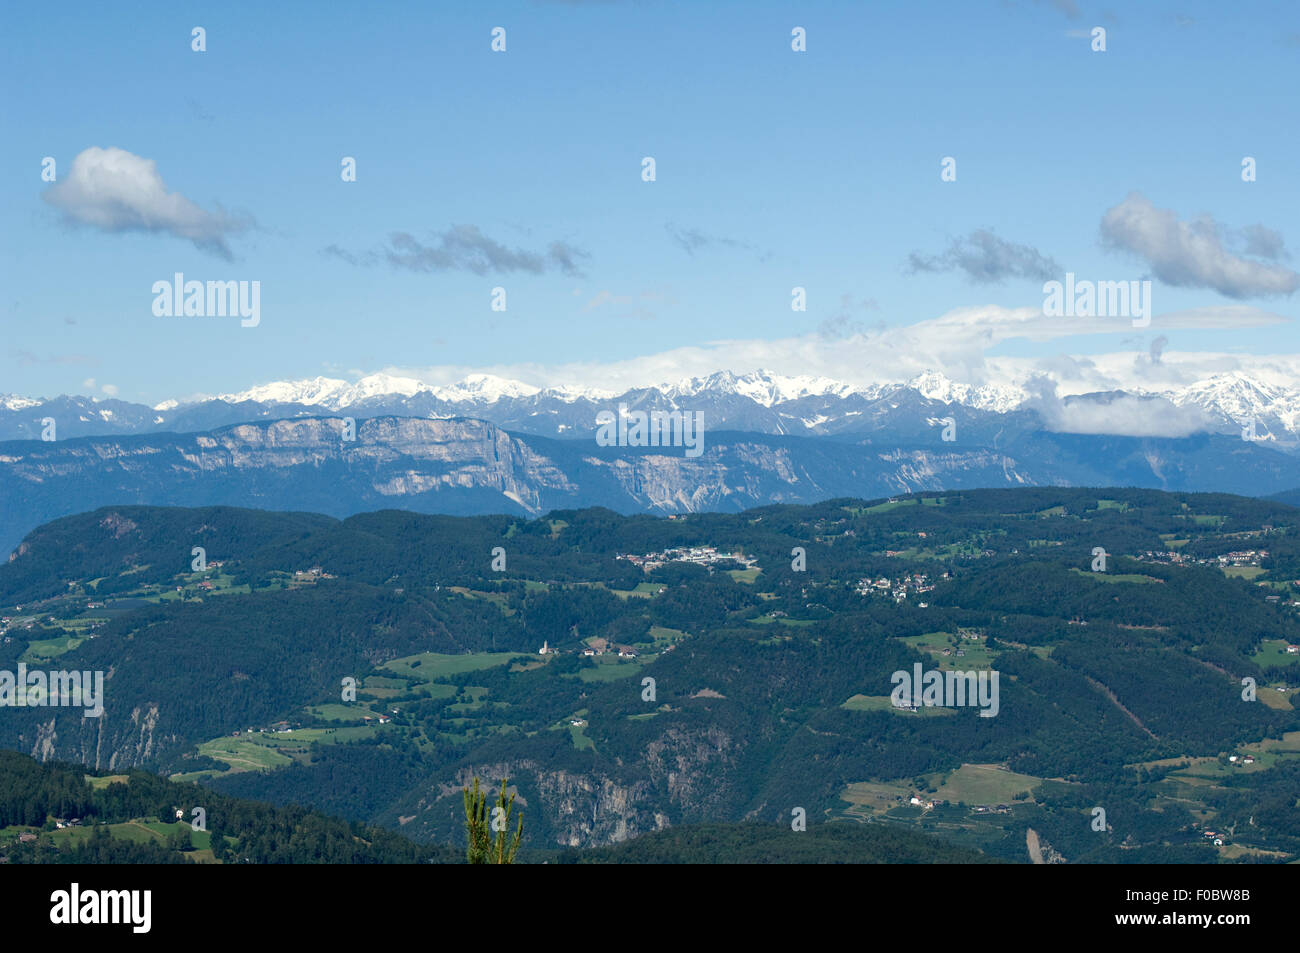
(2, 368, 1298, 554)
(3, 368, 1299, 444)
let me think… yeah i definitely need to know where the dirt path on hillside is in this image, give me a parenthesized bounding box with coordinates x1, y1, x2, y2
(1026, 828, 1045, 864)
(1085, 676, 1158, 739)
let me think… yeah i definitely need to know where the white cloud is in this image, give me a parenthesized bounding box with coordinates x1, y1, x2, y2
(377, 302, 1296, 398)
(42, 147, 250, 259)
(1020, 377, 1212, 437)
(1100, 193, 1300, 298)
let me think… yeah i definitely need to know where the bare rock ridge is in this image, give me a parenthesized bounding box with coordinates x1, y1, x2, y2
(2, 414, 1297, 555)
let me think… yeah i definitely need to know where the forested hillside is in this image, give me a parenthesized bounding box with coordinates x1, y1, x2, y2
(2, 488, 1298, 863)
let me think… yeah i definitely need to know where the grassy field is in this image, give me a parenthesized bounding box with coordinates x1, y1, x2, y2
(750, 615, 817, 627)
(1223, 566, 1266, 580)
(612, 582, 666, 599)
(926, 764, 1041, 804)
(569, 723, 595, 751)
(1172, 750, 1299, 778)
(85, 774, 130, 790)
(647, 625, 687, 646)
(46, 819, 212, 853)
(1251, 639, 1300, 667)
(198, 737, 295, 773)
(840, 694, 957, 716)
(840, 779, 912, 815)
(446, 587, 515, 610)
(360, 675, 410, 698)
(1069, 568, 1163, 584)
(574, 656, 648, 682)
(898, 631, 999, 669)
(185, 725, 383, 778)
(840, 762, 1042, 817)
(307, 702, 381, 721)
(844, 497, 946, 517)
(19, 634, 85, 662)
(383, 651, 525, 682)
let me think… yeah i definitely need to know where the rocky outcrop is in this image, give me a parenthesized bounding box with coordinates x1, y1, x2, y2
(4, 415, 1296, 554)
(396, 725, 742, 848)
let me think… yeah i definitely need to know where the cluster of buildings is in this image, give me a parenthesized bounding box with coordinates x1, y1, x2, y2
(617, 546, 758, 573)
(855, 572, 938, 605)
(578, 637, 639, 659)
(1137, 548, 1268, 568)
(538, 636, 642, 659)
(0, 616, 34, 637)
(900, 794, 1001, 812)
(292, 566, 336, 579)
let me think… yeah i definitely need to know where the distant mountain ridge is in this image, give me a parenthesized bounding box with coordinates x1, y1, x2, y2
(3, 368, 1298, 445)
(3, 413, 1297, 555)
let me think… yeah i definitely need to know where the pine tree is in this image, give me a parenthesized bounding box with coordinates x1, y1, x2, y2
(463, 776, 523, 864)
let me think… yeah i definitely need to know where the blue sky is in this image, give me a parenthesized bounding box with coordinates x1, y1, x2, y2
(2, 0, 1297, 405)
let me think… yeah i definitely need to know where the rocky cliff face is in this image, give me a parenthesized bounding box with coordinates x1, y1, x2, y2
(23, 703, 176, 772)
(3, 415, 1296, 554)
(387, 725, 743, 848)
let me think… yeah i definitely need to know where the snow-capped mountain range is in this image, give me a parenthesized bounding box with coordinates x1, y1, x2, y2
(202, 369, 1028, 413)
(2, 368, 1299, 447)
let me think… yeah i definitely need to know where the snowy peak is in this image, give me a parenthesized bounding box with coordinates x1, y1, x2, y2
(430, 374, 539, 404)
(1172, 373, 1287, 419)
(345, 373, 428, 404)
(905, 371, 1026, 413)
(536, 383, 617, 403)
(662, 368, 861, 407)
(213, 373, 522, 410)
(8, 368, 1300, 444)
(217, 376, 354, 409)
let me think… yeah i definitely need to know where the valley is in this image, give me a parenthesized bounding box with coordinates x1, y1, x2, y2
(1, 487, 1298, 862)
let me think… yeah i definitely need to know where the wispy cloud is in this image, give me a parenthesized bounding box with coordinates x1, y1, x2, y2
(377, 302, 1295, 401)
(817, 293, 881, 340)
(1034, 0, 1081, 19)
(665, 222, 768, 261)
(325, 225, 589, 277)
(1100, 193, 1299, 298)
(907, 229, 1060, 283)
(582, 288, 675, 321)
(42, 147, 251, 260)
(14, 350, 98, 368)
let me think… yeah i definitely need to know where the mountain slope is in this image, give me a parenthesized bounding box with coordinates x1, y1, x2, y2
(3, 415, 1298, 554)
(4, 369, 1298, 443)
(2, 492, 1298, 861)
